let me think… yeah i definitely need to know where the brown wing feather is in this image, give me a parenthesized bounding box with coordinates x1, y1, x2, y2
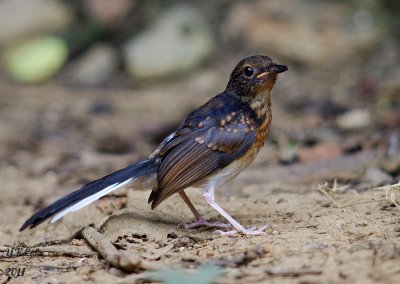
(150, 122, 256, 208)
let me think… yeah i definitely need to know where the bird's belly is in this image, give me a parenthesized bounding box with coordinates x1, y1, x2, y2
(198, 145, 262, 189)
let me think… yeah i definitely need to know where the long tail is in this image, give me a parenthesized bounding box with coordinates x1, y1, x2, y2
(19, 159, 158, 231)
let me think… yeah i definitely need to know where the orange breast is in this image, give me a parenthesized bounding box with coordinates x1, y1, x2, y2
(255, 113, 271, 148)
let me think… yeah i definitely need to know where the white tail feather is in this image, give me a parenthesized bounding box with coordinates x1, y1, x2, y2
(51, 178, 133, 223)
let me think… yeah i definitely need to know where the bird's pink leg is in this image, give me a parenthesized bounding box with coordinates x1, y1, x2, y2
(178, 191, 230, 229)
(203, 186, 268, 236)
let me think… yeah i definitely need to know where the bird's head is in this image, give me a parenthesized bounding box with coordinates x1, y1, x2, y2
(226, 55, 288, 98)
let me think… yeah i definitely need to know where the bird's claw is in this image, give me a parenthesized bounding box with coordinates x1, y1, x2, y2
(214, 224, 269, 236)
(177, 219, 231, 230)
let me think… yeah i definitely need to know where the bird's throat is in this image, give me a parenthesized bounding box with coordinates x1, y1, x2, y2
(245, 90, 272, 120)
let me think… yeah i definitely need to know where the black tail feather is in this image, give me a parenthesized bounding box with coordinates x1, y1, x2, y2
(19, 159, 157, 231)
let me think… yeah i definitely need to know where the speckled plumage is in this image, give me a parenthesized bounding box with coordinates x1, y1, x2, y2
(148, 55, 283, 209)
(20, 55, 287, 235)
(148, 93, 261, 207)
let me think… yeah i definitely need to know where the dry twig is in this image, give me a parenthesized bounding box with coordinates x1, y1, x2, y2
(317, 180, 351, 208)
(318, 180, 400, 210)
(373, 181, 400, 210)
(80, 226, 162, 272)
(265, 268, 322, 277)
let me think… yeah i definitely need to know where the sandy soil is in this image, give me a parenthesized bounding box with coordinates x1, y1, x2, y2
(0, 79, 399, 283)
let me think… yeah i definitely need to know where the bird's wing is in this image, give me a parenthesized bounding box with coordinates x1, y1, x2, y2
(149, 94, 258, 208)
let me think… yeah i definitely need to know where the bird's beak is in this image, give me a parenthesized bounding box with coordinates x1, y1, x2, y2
(256, 64, 289, 79)
(272, 64, 288, 74)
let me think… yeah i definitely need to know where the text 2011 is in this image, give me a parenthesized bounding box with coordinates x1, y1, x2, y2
(1, 267, 26, 278)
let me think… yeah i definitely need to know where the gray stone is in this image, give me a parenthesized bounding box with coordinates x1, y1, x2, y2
(84, 0, 135, 26)
(0, 0, 73, 46)
(123, 4, 215, 79)
(363, 167, 392, 187)
(223, 0, 381, 66)
(71, 44, 118, 85)
(336, 109, 372, 130)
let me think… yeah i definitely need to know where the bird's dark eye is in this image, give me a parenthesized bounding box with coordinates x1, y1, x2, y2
(243, 67, 254, 77)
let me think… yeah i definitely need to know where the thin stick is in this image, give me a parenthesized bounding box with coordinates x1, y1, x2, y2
(374, 182, 400, 210)
(80, 226, 162, 272)
(20, 263, 83, 270)
(265, 268, 322, 277)
(318, 182, 342, 208)
(340, 198, 388, 208)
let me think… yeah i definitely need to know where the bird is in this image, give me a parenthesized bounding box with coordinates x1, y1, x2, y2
(19, 55, 288, 236)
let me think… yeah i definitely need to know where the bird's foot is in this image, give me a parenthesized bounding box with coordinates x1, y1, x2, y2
(214, 224, 269, 236)
(177, 218, 231, 230)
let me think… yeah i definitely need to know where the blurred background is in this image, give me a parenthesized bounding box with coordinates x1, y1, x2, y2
(0, 0, 399, 211)
(1, 2, 400, 282)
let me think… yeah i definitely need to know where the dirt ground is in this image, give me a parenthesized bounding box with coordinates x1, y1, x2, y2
(0, 72, 399, 284)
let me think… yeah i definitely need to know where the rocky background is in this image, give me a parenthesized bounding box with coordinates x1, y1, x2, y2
(0, 0, 400, 283)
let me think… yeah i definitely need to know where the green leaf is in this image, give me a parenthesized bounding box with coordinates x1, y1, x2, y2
(147, 263, 223, 284)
